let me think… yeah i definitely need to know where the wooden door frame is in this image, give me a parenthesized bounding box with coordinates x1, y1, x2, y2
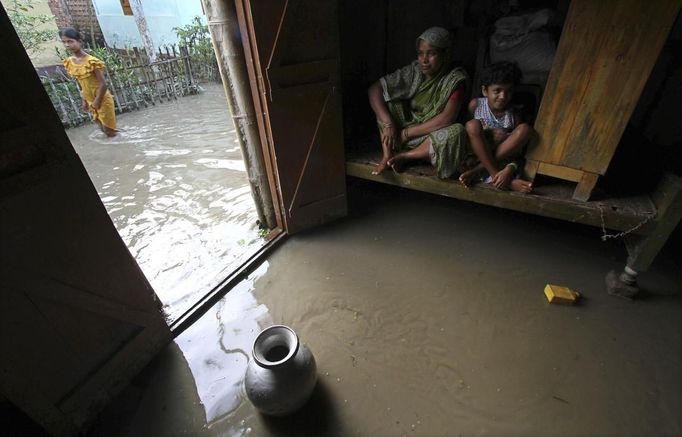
(232, 0, 347, 234)
(169, 0, 291, 335)
(234, 0, 288, 233)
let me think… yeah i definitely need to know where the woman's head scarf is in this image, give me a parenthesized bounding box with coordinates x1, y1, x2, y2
(416, 26, 453, 73)
(416, 27, 451, 50)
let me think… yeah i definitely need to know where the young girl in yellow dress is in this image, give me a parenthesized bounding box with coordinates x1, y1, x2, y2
(60, 28, 117, 137)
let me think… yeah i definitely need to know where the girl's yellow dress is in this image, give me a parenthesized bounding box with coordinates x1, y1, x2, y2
(63, 55, 116, 129)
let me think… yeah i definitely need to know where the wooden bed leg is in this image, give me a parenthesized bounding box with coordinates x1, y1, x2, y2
(606, 173, 682, 299)
(606, 266, 640, 299)
(523, 159, 540, 181)
(573, 172, 599, 202)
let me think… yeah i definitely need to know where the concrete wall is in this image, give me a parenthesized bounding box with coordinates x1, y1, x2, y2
(92, 0, 205, 49)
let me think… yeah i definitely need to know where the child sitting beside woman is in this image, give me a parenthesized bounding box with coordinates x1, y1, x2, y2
(459, 62, 533, 193)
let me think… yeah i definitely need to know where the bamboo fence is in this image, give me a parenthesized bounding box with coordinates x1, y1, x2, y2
(39, 44, 220, 128)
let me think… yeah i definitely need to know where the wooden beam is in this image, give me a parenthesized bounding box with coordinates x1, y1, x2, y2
(537, 162, 584, 182)
(346, 160, 654, 233)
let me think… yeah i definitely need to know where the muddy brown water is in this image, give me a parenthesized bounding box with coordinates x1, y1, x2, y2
(67, 84, 262, 321)
(91, 181, 681, 436)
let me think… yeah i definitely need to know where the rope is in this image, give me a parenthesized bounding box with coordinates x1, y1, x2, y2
(598, 204, 654, 241)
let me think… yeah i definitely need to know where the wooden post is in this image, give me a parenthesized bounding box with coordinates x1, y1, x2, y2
(625, 173, 682, 272)
(606, 173, 682, 299)
(129, 0, 157, 63)
(202, 0, 276, 229)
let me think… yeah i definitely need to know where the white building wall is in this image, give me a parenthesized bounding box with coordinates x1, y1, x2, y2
(92, 0, 205, 49)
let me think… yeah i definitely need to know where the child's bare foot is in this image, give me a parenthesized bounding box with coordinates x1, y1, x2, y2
(460, 155, 478, 172)
(458, 168, 479, 187)
(372, 156, 391, 175)
(510, 178, 533, 193)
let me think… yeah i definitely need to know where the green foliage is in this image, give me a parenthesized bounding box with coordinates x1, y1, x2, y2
(173, 16, 216, 68)
(6, 0, 55, 54)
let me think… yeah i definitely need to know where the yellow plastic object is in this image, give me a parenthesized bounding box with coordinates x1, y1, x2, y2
(544, 284, 581, 305)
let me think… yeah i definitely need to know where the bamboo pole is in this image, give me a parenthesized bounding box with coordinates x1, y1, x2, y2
(180, 45, 197, 93)
(44, 75, 69, 125)
(202, 0, 276, 229)
(134, 47, 157, 105)
(166, 46, 179, 98)
(61, 80, 81, 125)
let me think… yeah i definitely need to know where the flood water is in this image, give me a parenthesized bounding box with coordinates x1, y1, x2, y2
(67, 84, 262, 321)
(92, 181, 682, 436)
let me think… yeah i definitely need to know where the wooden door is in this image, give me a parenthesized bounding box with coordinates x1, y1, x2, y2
(0, 8, 170, 436)
(235, 0, 347, 234)
(525, 0, 681, 201)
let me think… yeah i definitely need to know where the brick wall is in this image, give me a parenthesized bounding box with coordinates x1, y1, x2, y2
(48, 0, 105, 46)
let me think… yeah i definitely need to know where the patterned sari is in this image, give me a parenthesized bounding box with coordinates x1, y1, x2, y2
(380, 61, 469, 178)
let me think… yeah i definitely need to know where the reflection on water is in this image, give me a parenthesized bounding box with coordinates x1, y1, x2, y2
(67, 84, 262, 321)
(175, 262, 272, 429)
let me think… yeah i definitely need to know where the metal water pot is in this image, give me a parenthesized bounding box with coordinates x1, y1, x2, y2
(245, 325, 317, 416)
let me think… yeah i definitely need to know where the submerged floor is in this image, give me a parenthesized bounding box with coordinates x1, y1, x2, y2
(67, 84, 262, 321)
(91, 180, 681, 436)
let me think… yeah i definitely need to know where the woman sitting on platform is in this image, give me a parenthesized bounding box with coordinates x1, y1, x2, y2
(368, 26, 469, 178)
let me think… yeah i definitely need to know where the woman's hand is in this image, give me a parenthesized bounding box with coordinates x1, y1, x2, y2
(381, 125, 399, 152)
(91, 98, 101, 110)
(81, 100, 89, 112)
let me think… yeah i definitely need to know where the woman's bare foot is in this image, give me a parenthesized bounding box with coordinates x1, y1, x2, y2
(372, 156, 391, 175)
(510, 178, 533, 193)
(458, 168, 480, 187)
(387, 153, 409, 173)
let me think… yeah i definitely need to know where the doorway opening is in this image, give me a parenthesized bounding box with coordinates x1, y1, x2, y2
(3, 0, 275, 323)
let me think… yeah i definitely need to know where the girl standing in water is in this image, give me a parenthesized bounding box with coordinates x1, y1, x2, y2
(60, 28, 117, 137)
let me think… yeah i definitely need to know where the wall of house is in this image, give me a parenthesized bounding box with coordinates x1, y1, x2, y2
(92, 0, 204, 49)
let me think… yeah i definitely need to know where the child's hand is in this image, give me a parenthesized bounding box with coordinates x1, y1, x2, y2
(81, 100, 89, 112)
(491, 128, 509, 146)
(491, 165, 513, 189)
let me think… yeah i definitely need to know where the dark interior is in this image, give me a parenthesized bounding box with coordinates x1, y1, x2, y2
(339, 0, 570, 157)
(337, 0, 682, 188)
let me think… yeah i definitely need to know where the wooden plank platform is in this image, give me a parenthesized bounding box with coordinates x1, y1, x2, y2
(346, 150, 656, 234)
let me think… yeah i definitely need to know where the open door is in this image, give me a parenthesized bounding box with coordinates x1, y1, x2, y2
(0, 7, 170, 436)
(235, 0, 347, 234)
